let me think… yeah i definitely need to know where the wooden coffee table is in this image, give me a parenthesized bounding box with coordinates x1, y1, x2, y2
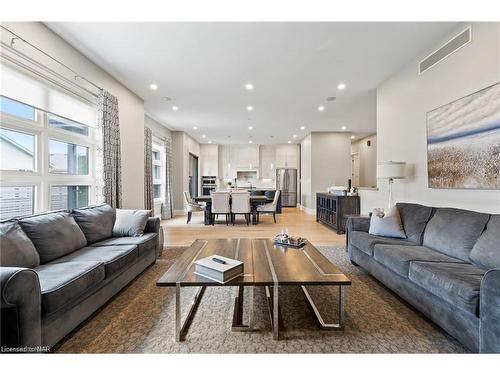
(156, 238, 351, 341)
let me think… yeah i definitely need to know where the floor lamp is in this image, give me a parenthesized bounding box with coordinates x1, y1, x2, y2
(377, 161, 406, 210)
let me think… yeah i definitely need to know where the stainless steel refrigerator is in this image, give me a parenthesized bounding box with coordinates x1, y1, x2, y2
(276, 168, 297, 207)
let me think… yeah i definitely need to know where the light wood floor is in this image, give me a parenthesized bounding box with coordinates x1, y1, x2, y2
(161, 207, 346, 247)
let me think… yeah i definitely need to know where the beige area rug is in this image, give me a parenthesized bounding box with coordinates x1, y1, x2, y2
(55, 245, 467, 353)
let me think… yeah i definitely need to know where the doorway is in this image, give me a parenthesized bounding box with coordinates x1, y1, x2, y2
(189, 153, 199, 198)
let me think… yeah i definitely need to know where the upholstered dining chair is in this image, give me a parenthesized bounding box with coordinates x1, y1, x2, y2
(230, 191, 251, 225)
(184, 191, 205, 224)
(210, 191, 231, 225)
(256, 190, 281, 223)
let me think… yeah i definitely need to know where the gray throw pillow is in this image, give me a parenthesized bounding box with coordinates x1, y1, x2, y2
(369, 207, 407, 239)
(18, 211, 87, 263)
(113, 209, 151, 237)
(72, 204, 116, 243)
(0, 222, 40, 268)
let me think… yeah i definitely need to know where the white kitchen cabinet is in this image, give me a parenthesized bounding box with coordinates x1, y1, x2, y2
(259, 145, 276, 179)
(275, 144, 299, 168)
(218, 145, 236, 179)
(200, 144, 219, 176)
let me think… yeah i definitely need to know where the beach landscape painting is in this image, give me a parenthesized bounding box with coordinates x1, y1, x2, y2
(427, 82, 500, 189)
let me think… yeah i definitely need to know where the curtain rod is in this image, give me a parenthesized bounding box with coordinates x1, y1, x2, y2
(1, 25, 103, 92)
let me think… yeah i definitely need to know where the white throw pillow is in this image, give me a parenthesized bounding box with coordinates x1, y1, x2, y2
(113, 209, 151, 237)
(369, 207, 407, 239)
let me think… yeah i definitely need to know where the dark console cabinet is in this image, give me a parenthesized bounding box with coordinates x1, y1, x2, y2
(316, 193, 360, 234)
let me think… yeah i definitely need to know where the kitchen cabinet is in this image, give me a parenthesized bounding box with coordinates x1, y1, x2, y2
(200, 144, 219, 177)
(259, 145, 276, 179)
(275, 144, 298, 168)
(218, 144, 259, 178)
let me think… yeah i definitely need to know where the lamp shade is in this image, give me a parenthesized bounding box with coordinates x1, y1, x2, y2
(377, 161, 406, 179)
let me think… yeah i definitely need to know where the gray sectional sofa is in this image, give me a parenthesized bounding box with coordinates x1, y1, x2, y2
(0, 204, 163, 351)
(347, 202, 500, 353)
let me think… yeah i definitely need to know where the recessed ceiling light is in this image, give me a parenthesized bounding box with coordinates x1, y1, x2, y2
(208, 140, 212, 144)
(248, 126, 253, 130)
(341, 126, 347, 131)
(172, 105, 179, 111)
(337, 83, 346, 90)
(245, 82, 254, 91)
(202, 134, 206, 138)
(149, 83, 158, 90)
(246, 105, 253, 112)
(351, 135, 356, 139)
(248, 140, 253, 144)
(292, 134, 297, 138)
(300, 126, 305, 130)
(318, 105, 325, 111)
(287, 140, 292, 144)
(193, 126, 198, 130)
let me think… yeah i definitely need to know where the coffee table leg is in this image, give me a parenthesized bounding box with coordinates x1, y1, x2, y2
(175, 284, 206, 342)
(273, 284, 279, 340)
(301, 285, 346, 330)
(232, 285, 254, 331)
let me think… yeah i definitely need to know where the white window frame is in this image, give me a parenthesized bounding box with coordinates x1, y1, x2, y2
(1, 100, 97, 217)
(152, 138, 165, 203)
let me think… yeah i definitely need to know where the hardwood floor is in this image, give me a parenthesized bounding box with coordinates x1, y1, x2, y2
(161, 207, 346, 247)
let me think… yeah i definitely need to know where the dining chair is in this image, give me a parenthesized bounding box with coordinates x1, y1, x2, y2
(256, 190, 281, 223)
(230, 191, 251, 225)
(210, 191, 231, 225)
(184, 191, 205, 224)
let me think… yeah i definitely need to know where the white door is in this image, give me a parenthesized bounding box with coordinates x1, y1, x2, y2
(351, 153, 360, 187)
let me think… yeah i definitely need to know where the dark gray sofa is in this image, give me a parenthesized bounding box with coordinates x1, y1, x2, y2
(0, 204, 163, 351)
(347, 202, 500, 353)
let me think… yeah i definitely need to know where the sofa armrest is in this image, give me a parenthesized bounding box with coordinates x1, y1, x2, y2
(346, 216, 371, 233)
(1, 267, 42, 348)
(145, 217, 160, 234)
(480, 268, 500, 353)
(144, 217, 163, 258)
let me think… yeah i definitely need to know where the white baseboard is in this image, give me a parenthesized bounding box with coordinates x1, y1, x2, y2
(299, 205, 316, 215)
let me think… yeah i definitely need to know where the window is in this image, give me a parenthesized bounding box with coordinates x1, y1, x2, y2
(50, 185, 90, 211)
(48, 113, 89, 136)
(1, 95, 97, 220)
(0, 186, 35, 220)
(0, 96, 36, 121)
(0, 128, 35, 172)
(152, 140, 165, 202)
(49, 139, 89, 175)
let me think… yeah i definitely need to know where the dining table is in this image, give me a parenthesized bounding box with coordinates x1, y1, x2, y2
(193, 195, 271, 225)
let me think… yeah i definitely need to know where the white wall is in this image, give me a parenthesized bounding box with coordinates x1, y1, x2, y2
(359, 22, 500, 214)
(3, 22, 146, 209)
(171, 131, 201, 213)
(351, 134, 377, 188)
(145, 115, 172, 140)
(301, 132, 352, 212)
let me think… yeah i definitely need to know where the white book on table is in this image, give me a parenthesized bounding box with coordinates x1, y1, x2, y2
(194, 255, 244, 284)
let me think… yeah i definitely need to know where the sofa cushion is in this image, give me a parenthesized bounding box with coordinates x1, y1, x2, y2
(409, 261, 484, 316)
(72, 204, 116, 244)
(90, 233, 157, 257)
(369, 207, 406, 239)
(396, 203, 433, 244)
(422, 208, 490, 262)
(52, 245, 138, 278)
(469, 215, 500, 270)
(373, 244, 465, 277)
(18, 211, 88, 264)
(349, 230, 412, 256)
(113, 209, 151, 237)
(35, 261, 105, 315)
(0, 221, 40, 268)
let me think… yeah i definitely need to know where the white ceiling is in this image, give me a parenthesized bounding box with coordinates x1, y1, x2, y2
(46, 22, 458, 144)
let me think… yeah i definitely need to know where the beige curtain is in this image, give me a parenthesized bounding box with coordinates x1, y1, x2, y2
(95, 90, 122, 208)
(144, 127, 154, 212)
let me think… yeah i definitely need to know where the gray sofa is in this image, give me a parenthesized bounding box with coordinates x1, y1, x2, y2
(0, 204, 163, 351)
(347, 202, 500, 353)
